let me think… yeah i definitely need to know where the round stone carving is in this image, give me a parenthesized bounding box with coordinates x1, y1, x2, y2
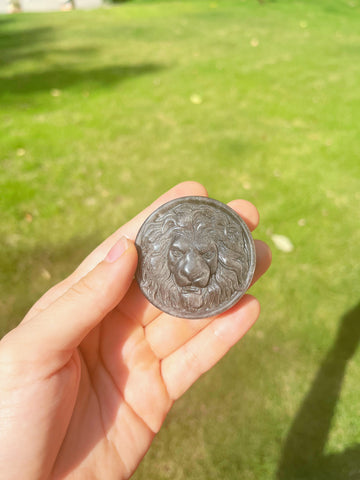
(135, 196, 256, 319)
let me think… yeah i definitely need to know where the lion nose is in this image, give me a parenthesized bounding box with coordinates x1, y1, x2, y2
(181, 252, 209, 286)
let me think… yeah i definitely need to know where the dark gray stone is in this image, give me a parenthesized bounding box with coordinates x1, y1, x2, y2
(135, 196, 256, 319)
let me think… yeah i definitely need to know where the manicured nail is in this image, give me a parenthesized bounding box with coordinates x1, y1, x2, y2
(105, 236, 129, 263)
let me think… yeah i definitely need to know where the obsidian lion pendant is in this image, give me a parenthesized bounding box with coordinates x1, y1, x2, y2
(135, 196, 256, 319)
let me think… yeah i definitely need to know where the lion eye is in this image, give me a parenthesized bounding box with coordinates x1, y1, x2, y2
(203, 251, 215, 260)
(171, 248, 183, 258)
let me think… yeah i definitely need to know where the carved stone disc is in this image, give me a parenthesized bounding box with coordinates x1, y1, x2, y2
(135, 196, 256, 319)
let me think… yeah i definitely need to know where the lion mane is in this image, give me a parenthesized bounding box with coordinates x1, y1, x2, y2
(137, 204, 250, 316)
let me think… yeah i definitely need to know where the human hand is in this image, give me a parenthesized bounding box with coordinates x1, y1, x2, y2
(0, 182, 271, 480)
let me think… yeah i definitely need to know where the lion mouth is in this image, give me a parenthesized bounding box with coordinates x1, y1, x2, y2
(181, 286, 204, 310)
(182, 286, 201, 295)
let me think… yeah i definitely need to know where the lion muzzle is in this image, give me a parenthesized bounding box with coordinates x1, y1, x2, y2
(173, 251, 211, 289)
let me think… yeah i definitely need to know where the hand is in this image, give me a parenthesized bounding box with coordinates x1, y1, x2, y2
(0, 182, 271, 480)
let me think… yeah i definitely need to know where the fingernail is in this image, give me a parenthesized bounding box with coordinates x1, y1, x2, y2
(105, 236, 129, 263)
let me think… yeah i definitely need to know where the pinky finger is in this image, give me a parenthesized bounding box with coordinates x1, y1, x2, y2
(161, 295, 260, 400)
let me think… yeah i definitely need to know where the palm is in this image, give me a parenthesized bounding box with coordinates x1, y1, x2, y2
(53, 276, 261, 480)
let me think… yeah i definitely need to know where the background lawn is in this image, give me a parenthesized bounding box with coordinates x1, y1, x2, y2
(0, 0, 359, 478)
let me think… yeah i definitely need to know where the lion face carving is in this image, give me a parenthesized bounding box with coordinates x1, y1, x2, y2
(135, 197, 255, 319)
(167, 233, 218, 310)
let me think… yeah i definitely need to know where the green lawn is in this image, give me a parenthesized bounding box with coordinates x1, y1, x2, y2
(1, 0, 360, 478)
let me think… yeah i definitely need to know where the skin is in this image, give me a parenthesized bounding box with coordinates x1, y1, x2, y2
(0, 182, 271, 480)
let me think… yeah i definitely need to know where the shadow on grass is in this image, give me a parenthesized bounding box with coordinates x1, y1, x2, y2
(0, 27, 53, 63)
(0, 63, 165, 99)
(0, 233, 103, 337)
(277, 302, 360, 480)
(0, 16, 165, 99)
(0, 16, 62, 67)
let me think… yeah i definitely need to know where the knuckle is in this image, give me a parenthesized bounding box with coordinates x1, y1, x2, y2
(183, 345, 203, 377)
(64, 271, 111, 318)
(69, 275, 98, 298)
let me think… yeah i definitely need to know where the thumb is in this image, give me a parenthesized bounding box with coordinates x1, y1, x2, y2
(2, 237, 138, 362)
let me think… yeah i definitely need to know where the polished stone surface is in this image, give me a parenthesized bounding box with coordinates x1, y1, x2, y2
(135, 196, 256, 319)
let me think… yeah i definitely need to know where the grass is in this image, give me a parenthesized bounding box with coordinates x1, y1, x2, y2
(1, 0, 360, 478)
